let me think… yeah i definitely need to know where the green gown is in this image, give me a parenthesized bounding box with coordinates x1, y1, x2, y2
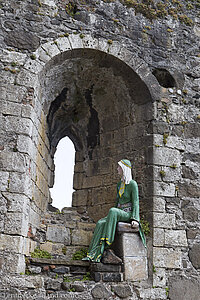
(83, 180, 146, 262)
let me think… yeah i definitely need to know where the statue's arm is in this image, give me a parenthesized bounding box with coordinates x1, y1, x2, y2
(130, 180, 140, 223)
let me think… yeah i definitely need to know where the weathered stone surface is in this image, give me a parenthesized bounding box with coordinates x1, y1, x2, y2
(4, 30, 40, 51)
(115, 232, 147, 257)
(90, 262, 121, 273)
(117, 221, 139, 232)
(61, 282, 70, 290)
(165, 230, 188, 247)
(45, 278, 62, 290)
(168, 276, 200, 300)
(70, 283, 85, 292)
(123, 257, 148, 281)
(71, 229, 93, 246)
(46, 225, 71, 244)
(1, 275, 44, 289)
(154, 213, 175, 229)
(91, 284, 112, 299)
(112, 284, 132, 298)
(153, 268, 166, 287)
(153, 228, 164, 246)
(188, 244, 200, 269)
(186, 229, 198, 239)
(28, 266, 42, 274)
(101, 249, 122, 265)
(183, 206, 199, 222)
(153, 197, 166, 212)
(52, 266, 70, 274)
(153, 248, 181, 269)
(179, 182, 200, 198)
(154, 182, 175, 197)
(102, 273, 123, 282)
(0, 234, 24, 253)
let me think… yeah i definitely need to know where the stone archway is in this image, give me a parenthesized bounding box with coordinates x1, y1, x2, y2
(17, 32, 160, 231)
(33, 43, 157, 225)
(0, 33, 160, 274)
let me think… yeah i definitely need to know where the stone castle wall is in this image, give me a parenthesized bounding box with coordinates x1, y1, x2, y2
(0, 0, 199, 299)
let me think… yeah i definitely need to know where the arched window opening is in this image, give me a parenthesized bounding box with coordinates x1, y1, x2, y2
(152, 68, 176, 88)
(50, 136, 75, 211)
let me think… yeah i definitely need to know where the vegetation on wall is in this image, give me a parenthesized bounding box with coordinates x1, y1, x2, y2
(66, 0, 198, 26)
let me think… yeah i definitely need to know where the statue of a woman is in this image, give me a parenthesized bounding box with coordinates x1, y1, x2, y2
(83, 159, 146, 262)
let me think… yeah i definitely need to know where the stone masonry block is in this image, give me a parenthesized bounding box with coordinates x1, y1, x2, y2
(154, 182, 175, 197)
(1, 274, 44, 289)
(154, 134, 185, 151)
(153, 197, 165, 212)
(71, 229, 93, 246)
(46, 225, 71, 244)
(0, 85, 27, 103)
(154, 213, 175, 229)
(153, 247, 182, 268)
(2, 192, 30, 213)
(68, 34, 84, 49)
(23, 238, 37, 256)
(0, 171, 9, 191)
(154, 166, 181, 182)
(82, 35, 99, 49)
(16, 69, 38, 87)
(153, 268, 166, 287)
(0, 234, 24, 253)
(1, 101, 21, 116)
(23, 59, 44, 74)
(153, 228, 165, 246)
(138, 287, 167, 300)
(0, 151, 26, 173)
(165, 230, 188, 247)
(17, 135, 34, 156)
(152, 147, 181, 166)
(72, 190, 88, 207)
(0, 50, 27, 65)
(124, 256, 148, 281)
(9, 172, 32, 195)
(116, 233, 147, 257)
(41, 41, 60, 58)
(4, 212, 29, 237)
(56, 37, 71, 52)
(2, 253, 26, 274)
(5, 116, 33, 136)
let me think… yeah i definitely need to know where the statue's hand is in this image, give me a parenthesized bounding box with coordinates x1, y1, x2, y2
(131, 220, 139, 228)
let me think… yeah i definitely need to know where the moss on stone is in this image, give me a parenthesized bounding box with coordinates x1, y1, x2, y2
(31, 247, 52, 259)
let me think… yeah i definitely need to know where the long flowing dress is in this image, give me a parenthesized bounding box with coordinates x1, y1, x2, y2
(84, 179, 146, 262)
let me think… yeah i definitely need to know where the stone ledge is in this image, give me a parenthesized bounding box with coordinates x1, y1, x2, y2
(29, 258, 89, 267)
(117, 222, 139, 233)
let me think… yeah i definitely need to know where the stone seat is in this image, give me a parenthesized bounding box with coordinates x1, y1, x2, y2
(117, 221, 139, 233)
(112, 222, 148, 282)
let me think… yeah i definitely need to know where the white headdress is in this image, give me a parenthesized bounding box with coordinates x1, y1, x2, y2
(118, 159, 132, 184)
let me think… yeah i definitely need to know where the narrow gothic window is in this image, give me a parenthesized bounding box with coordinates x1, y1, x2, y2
(50, 136, 75, 210)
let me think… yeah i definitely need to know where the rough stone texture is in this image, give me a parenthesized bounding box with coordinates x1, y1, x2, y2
(153, 248, 182, 269)
(91, 284, 112, 299)
(46, 225, 71, 244)
(124, 257, 148, 281)
(164, 230, 188, 247)
(113, 232, 148, 281)
(188, 244, 200, 269)
(168, 276, 200, 300)
(112, 284, 133, 298)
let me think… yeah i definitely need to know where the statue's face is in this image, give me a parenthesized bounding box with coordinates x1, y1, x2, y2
(117, 165, 123, 176)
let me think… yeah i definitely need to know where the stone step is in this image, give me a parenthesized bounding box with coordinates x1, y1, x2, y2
(29, 257, 90, 266)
